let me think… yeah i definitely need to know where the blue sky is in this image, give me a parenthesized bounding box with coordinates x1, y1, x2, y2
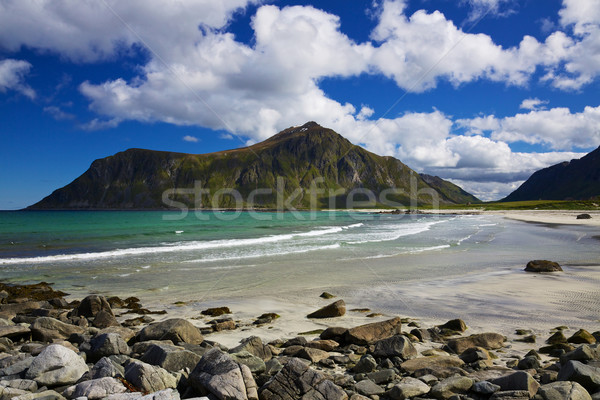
(1, 0, 599, 209)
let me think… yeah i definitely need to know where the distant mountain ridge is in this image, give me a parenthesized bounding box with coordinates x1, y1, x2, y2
(502, 145, 600, 202)
(28, 122, 479, 209)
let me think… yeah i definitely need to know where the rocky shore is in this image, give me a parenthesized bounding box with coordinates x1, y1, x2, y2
(1, 282, 599, 400)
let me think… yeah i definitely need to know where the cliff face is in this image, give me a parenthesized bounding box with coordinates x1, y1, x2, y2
(503, 146, 600, 202)
(29, 122, 479, 209)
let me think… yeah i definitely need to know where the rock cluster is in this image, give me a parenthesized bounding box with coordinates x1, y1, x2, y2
(2, 282, 600, 400)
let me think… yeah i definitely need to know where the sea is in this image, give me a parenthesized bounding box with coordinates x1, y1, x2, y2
(1, 210, 599, 330)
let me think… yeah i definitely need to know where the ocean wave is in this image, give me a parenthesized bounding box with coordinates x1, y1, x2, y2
(347, 220, 444, 244)
(183, 243, 341, 263)
(0, 224, 352, 265)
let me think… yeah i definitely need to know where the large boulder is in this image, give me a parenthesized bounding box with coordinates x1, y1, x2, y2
(372, 335, 417, 360)
(344, 317, 402, 345)
(230, 351, 266, 374)
(89, 332, 130, 361)
(388, 377, 431, 400)
(307, 300, 346, 319)
(525, 260, 562, 273)
(89, 357, 125, 379)
(123, 361, 178, 393)
(535, 381, 591, 400)
(63, 377, 128, 400)
(189, 348, 258, 400)
(557, 361, 600, 393)
(445, 332, 506, 353)
(139, 319, 203, 345)
(229, 336, 272, 361)
(431, 376, 473, 399)
(259, 357, 347, 400)
(72, 295, 114, 318)
(489, 371, 540, 398)
(30, 317, 84, 342)
(25, 344, 89, 387)
(400, 356, 465, 374)
(568, 330, 596, 345)
(0, 325, 30, 341)
(140, 343, 201, 373)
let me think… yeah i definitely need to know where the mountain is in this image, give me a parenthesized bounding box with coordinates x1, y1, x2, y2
(502, 146, 600, 202)
(28, 122, 479, 210)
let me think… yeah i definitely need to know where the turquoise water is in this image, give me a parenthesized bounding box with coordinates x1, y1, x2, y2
(1, 211, 599, 309)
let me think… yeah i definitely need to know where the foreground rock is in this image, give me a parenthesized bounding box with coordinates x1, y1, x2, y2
(307, 300, 346, 319)
(525, 260, 563, 273)
(189, 348, 258, 400)
(139, 318, 203, 345)
(259, 358, 346, 400)
(344, 317, 402, 345)
(445, 332, 506, 353)
(25, 344, 89, 386)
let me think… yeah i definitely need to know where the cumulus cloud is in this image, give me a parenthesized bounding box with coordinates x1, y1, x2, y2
(519, 98, 549, 111)
(0, 59, 35, 98)
(1, 0, 600, 200)
(182, 135, 199, 143)
(461, 0, 515, 22)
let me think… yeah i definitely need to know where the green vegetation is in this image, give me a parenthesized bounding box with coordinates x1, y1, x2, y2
(440, 199, 600, 211)
(28, 122, 479, 210)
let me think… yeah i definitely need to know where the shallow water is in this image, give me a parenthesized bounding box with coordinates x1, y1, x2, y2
(0, 210, 598, 308)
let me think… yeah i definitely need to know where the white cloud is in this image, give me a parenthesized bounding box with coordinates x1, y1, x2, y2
(462, 0, 515, 22)
(1, 0, 600, 201)
(183, 135, 199, 143)
(0, 59, 35, 98)
(519, 98, 549, 110)
(43, 106, 75, 120)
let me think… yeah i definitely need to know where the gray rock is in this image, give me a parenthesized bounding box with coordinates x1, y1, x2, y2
(229, 336, 272, 362)
(189, 348, 257, 400)
(445, 333, 506, 353)
(352, 354, 377, 373)
(0, 386, 29, 399)
(139, 388, 181, 400)
(518, 356, 542, 370)
(230, 351, 266, 374)
(63, 377, 127, 400)
(259, 357, 346, 400)
(89, 333, 130, 361)
(307, 300, 346, 319)
(139, 319, 203, 345)
(372, 335, 417, 360)
(0, 325, 30, 340)
(367, 369, 396, 384)
(388, 377, 431, 400)
(10, 389, 66, 400)
(535, 381, 592, 400)
(30, 317, 84, 342)
(345, 317, 402, 345)
(0, 379, 37, 392)
(490, 371, 540, 398)
(400, 356, 465, 374)
(355, 379, 384, 396)
(0, 354, 34, 377)
(431, 376, 473, 399)
(124, 361, 177, 393)
(296, 347, 330, 364)
(25, 344, 88, 387)
(490, 390, 531, 400)
(141, 344, 201, 373)
(558, 361, 600, 393)
(473, 381, 502, 395)
(91, 310, 119, 329)
(264, 358, 283, 375)
(89, 357, 125, 379)
(561, 346, 599, 364)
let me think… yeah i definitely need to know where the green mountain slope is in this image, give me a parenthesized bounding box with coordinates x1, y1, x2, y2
(28, 122, 479, 209)
(502, 146, 600, 202)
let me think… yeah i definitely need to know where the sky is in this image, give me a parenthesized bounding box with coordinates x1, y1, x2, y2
(1, 0, 599, 209)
